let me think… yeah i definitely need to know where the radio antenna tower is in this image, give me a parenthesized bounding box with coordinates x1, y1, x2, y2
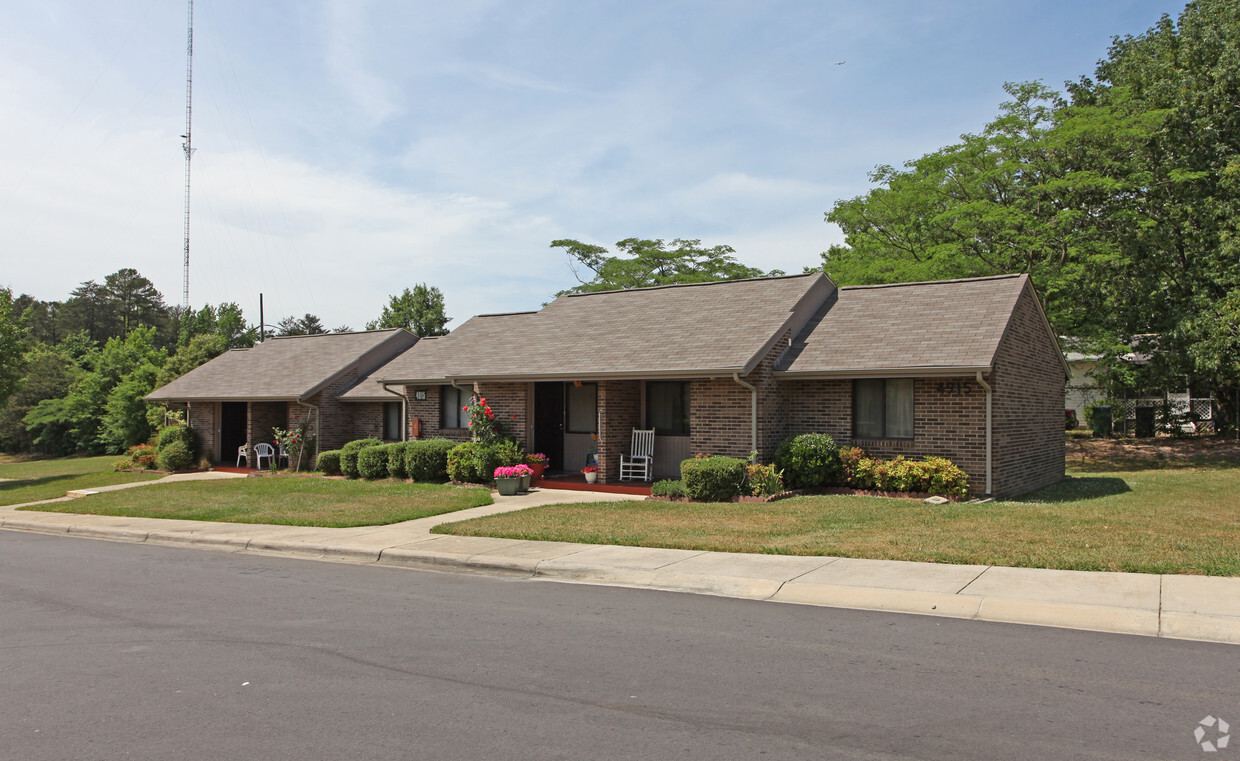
(180, 0, 195, 310)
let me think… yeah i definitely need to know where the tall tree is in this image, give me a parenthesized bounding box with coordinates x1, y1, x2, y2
(553, 238, 780, 295)
(0, 287, 27, 407)
(103, 268, 167, 337)
(366, 284, 450, 336)
(276, 314, 328, 336)
(818, 0, 1240, 415)
(61, 280, 113, 343)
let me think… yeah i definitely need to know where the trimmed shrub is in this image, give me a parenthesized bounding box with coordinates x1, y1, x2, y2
(446, 440, 524, 484)
(316, 450, 343, 475)
(340, 438, 383, 478)
(651, 479, 686, 498)
(744, 462, 784, 497)
(386, 442, 410, 479)
(405, 438, 457, 482)
(447, 442, 485, 483)
(773, 433, 842, 489)
(157, 440, 193, 471)
(920, 457, 969, 499)
(680, 456, 747, 502)
(843, 453, 969, 499)
(358, 444, 393, 480)
(155, 424, 200, 466)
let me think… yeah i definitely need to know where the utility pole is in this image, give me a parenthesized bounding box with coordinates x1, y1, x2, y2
(180, 0, 194, 311)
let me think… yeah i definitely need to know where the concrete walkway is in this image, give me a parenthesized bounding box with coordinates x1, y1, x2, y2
(2, 479, 1238, 646)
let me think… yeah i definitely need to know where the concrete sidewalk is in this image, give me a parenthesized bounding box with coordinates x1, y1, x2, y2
(2, 483, 1238, 646)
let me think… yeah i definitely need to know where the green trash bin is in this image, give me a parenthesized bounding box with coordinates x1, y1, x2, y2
(1091, 404, 1113, 438)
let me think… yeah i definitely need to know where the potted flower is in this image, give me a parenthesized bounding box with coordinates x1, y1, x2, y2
(524, 453, 549, 482)
(494, 465, 527, 496)
(513, 463, 534, 492)
(581, 464, 598, 484)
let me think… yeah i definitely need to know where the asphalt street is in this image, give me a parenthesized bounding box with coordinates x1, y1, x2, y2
(1, 530, 1236, 761)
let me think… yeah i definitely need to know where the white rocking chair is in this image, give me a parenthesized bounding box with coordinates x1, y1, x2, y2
(619, 429, 655, 481)
(253, 442, 275, 469)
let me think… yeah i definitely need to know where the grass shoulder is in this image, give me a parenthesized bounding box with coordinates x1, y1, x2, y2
(436, 463, 1240, 576)
(19, 476, 492, 528)
(0, 455, 161, 506)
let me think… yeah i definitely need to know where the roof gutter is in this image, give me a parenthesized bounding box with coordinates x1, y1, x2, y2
(298, 400, 320, 468)
(774, 366, 991, 380)
(381, 383, 407, 441)
(732, 373, 758, 454)
(975, 371, 993, 496)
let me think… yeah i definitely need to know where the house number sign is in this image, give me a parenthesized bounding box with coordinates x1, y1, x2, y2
(935, 381, 974, 396)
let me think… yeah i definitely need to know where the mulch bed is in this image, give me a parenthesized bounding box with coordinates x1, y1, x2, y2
(1067, 435, 1240, 463)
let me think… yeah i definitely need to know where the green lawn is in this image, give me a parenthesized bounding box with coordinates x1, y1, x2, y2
(0, 455, 161, 506)
(436, 464, 1240, 576)
(19, 476, 493, 528)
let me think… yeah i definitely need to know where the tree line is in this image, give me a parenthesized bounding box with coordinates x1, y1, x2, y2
(0, 272, 450, 456)
(818, 0, 1240, 425)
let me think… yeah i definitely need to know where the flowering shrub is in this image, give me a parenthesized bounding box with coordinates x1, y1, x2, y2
(124, 443, 158, 470)
(525, 452, 550, 465)
(273, 421, 314, 471)
(465, 395, 501, 444)
(744, 462, 784, 497)
(841, 452, 969, 499)
(494, 464, 534, 479)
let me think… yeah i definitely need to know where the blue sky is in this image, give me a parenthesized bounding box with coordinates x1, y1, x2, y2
(0, 0, 1187, 331)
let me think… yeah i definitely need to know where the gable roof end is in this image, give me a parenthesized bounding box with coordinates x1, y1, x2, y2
(775, 274, 1033, 378)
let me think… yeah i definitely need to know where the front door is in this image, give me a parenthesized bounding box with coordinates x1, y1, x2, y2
(220, 402, 247, 465)
(533, 382, 565, 471)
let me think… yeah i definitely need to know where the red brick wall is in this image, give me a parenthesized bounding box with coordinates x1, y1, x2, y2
(598, 380, 641, 483)
(780, 378, 988, 495)
(991, 287, 1066, 497)
(476, 382, 529, 449)
(248, 402, 286, 451)
(403, 385, 470, 442)
(687, 330, 791, 463)
(185, 403, 214, 462)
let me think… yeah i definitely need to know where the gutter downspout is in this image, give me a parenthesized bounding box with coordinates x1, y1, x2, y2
(299, 401, 320, 467)
(732, 373, 758, 454)
(975, 371, 993, 496)
(381, 383, 407, 441)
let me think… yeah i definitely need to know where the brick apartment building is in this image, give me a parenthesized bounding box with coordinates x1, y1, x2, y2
(148, 272, 1068, 497)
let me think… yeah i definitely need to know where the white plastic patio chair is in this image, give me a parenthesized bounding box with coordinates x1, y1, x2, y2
(253, 442, 275, 469)
(619, 429, 654, 481)
(236, 444, 249, 467)
(277, 444, 290, 466)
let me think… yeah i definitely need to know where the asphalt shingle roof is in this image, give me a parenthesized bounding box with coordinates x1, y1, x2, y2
(776, 274, 1030, 375)
(359, 274, 826, 385)
(146, 329, 415, 402)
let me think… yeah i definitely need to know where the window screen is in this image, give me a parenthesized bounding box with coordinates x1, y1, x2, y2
(853, 379, 914, 439)
(383, 401, 402, 440)
(566, 383, 597, 433)
(440, 387, 469, 429)
(646, 381, 690, 436)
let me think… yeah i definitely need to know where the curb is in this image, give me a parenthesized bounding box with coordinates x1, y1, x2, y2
(3, 516, 1239, 646)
